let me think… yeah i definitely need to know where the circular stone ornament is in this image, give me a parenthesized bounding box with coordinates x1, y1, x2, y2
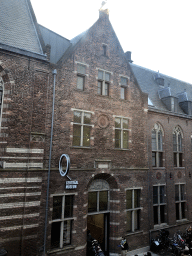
(98, 115, 109, 128)
(156, 172, 162, 180)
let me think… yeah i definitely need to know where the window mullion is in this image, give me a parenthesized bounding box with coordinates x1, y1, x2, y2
(97, 192, 99, 212)
(60, 221, 64, 248)
(80, 113, 84, 146)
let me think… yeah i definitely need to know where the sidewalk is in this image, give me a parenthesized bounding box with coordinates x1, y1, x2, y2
(126, 246, 158, 256)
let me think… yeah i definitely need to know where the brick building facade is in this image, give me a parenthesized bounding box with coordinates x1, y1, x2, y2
(0, 1, 192, 256)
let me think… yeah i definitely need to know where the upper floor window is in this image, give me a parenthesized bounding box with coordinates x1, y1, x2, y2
(51, 194, 74, 249)
(152, 123, 163, 167)
(102, 44, 107, 56)
(175, 184, 186, 220)
(126, 189, 141, 232)
(153, 185, 166, 225)
(120, 77, 128, 100)
(97, 70, 110, 96)
(173, 126, 183, 167)
(115, 117, 129, 149)
(0, 76, 3, 121)
(72, 109, 93, 147)
(77, 63, 86, 91)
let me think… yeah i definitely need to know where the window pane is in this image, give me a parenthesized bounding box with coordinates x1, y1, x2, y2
(115, 130, 121, 148)
(175, 185, 179, 201)
(160, 205, 165, 223)
(179, 153, 182, 167)
(121, 77, 127, 86)
(176, 203, 179, 220)
(152, 152, 156, 167)
(72, 125, 81, 146)
(97, 81, 102, 95)
(88, 192, 97, 212)
(158, 130, 163, 151)
(173, 134, 177, 151)
(153, 186, 158, 204)
(123, 131, 128, 149)
(181, 202, 185, 219)
(64, 195, 73, 218)
(74, 111, 81, 123)
(158, 152, 163, 167)
(178, 134, 182, 152)
(105, 72, 110, 82)
(152, 131, 157, 151)
(115, 118, 121, 128)
(123, 119, 128, 129)
(99, 191, 108, 211)
(83, 126, 91, 147)
(126, 190, 132, 209)
(134, 210, 140, 230)
(153, 206, 158, 225)
(98, 71, 103, 80)
(104, 82, 109, 96)
(52, 196, 62, 220)
(63, 220, 72, 246)
(84, 113, 91, 124)
(134, 190, 140, 208)
(121, 87, 125, 99)
(174, 153, 177, 167)
(160, 186, 165, 204)
(51, 222, 61, 248)
(77, 76, 84, 90)
(126, 211, 132, 232)
(180, 185, 185, 200)
(77, 64, 86, 74)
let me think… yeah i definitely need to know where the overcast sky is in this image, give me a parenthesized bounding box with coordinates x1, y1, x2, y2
(31, 0, 192, 84)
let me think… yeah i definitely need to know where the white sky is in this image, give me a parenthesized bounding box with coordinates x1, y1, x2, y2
(31, 0, 192, 84)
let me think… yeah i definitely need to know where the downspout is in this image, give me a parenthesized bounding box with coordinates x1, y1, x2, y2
(43, 69, 57, 255)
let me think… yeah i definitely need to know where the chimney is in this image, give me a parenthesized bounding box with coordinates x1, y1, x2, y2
(99, 8, 109, 18)
(125, 51, 133, 63)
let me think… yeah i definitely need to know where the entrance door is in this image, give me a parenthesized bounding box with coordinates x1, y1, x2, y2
(87, 213, 109, 256)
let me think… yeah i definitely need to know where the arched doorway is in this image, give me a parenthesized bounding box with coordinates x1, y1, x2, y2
(87, 179, 110, 256)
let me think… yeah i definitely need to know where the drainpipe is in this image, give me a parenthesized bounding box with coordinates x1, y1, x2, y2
(43, 69, 57, 256)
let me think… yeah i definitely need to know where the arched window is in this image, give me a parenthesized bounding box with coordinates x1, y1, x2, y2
(173, 126, 183, 167)
(0, 76, 4, 124)
(152, 123, 163, 167)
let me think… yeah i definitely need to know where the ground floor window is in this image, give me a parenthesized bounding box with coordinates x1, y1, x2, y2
(126, 188, 141, 232)
(175, 184, 186, 220)
(153, 185, 166, 225)
(51, 195, 74, 249)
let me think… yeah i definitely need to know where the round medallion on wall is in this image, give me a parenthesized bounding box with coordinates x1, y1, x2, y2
(98, 114, 109, 128)
(177, 171, 182, 179)
(156, 172, 162, 180)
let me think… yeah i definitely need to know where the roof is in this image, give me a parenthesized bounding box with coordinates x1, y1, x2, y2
(130, 63, 192, 115)
(39, 25, 71, 64)
(0, 0, 46, 59)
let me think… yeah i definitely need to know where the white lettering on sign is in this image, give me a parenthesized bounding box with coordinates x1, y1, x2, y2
(66, 180, 78, 189)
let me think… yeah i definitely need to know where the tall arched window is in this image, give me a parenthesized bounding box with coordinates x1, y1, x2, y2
(0, 76, 4, 125)
(152, 123, 163, 167)
(173, 126, 183, 167)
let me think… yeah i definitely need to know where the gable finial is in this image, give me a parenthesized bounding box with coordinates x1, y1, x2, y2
(100, 0, 107, 10)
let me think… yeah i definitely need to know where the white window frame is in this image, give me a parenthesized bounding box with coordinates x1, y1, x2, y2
(114, 116, 130, 149)
(72, 109, 94, 147)
(173, 126, 183, 167)
(175, 183, 186, 221)
(125, 188, 142, 232)
(51, 194, 74, 249)
(152, 123, 164, 167)
(76, 63, 87, 91)
(153, 185, 166, 226)
(97, 69, 111, 96)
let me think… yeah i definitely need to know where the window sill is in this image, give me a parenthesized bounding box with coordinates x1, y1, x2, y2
(71, 146, 92, 150)
(174, 167, 185, 169)
(126, 230, 143, 236)
(176, 218, 188, 224)
(47, 245, 75, 255)
(153, 223, 168, 230)
(152, 167, 165, 170)
(114, 148, 130, 151)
